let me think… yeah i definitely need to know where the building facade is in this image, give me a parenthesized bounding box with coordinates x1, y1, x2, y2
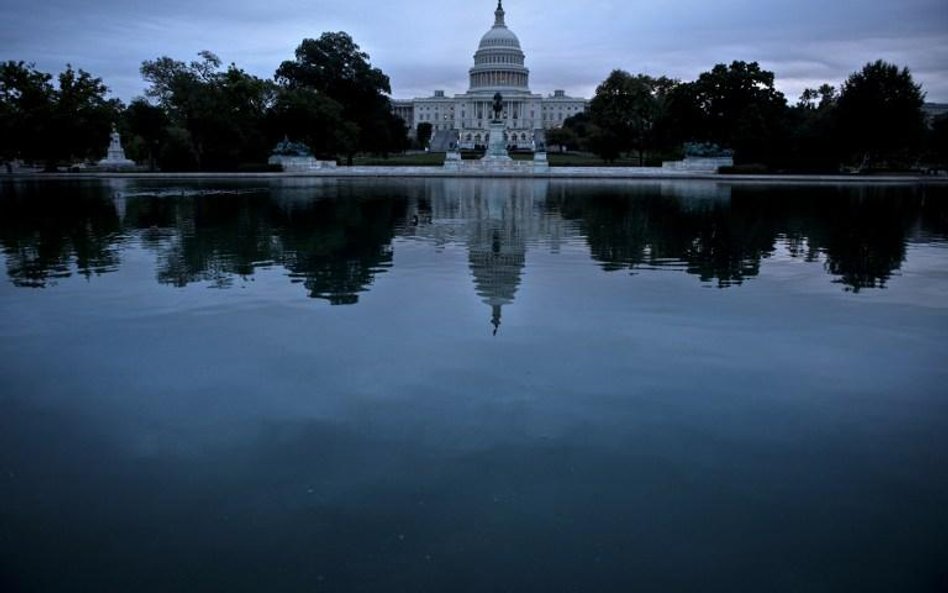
(392, 1, 587, 150)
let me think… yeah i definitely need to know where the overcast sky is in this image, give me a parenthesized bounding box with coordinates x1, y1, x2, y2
(2, 0, 947, 103)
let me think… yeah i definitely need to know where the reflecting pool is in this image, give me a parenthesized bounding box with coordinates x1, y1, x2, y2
(1, 178, 947, 592)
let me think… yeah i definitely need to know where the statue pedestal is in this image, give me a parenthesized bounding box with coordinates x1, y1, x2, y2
(268, 155, 337, 172)
(533, 151, 549, 172)
(97, 127, 135, 169)
(481, 121, 512, 163)
(443, 151, 462, 171)
(661, 156, 733, 173)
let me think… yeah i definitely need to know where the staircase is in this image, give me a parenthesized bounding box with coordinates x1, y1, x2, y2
(429, 130, 459, 152)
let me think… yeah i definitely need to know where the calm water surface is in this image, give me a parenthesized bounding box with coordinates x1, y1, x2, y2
(1, 178, 947, 592)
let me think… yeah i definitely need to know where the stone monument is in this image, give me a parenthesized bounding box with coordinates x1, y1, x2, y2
(482, 92, 512, 164)
(662, 142, 734, 173)
(532, 131, 549, 171)
(97, 126, 136, 169)
(268, 137, 337, 171)
(444, 140, 463, 171)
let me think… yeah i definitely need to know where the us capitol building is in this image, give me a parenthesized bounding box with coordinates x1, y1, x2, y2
(392, 1, 588, 150)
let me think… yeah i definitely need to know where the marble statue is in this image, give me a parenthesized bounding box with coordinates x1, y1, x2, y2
(97, 126, 136, 168)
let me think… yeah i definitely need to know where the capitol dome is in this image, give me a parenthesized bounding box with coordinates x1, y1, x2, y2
(469, 1, 530, 94)
(478, 14, 521, 49)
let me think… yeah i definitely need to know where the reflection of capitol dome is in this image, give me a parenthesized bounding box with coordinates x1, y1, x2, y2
(400, 179, 577, 335)
(469, 229, 525, 335)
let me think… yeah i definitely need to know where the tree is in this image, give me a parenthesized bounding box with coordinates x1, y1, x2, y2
(0, 62, 119, 169)
(672, 61, 788, 164)
(586, 71, 678, 164)
(559, 112, 595, 151)
(276, 32, 405, 161)
(215, 63, 276, 164)
(123, 98, 169, 170)
(588, 71, 654, 163)
(781, 85, 840, 172)
(797, 84, 837, 111)
(141, 52, 275, 170)
(49, 66, 122, 168)
(545, 126, 578, 151)
(0, 61, 54, 165)
(267, 87, 346, 158)
(836, 60, 926, 168)
(930, 114, 948, 167)
(416, 122, 433, 148)
(141, 52, 222, 169)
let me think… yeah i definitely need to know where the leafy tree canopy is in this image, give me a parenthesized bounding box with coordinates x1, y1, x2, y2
(0, 61, 119, 167)
(416, 122, 433, 148)
(587, 70, 678, 163)
(140, 51, 275, 169)
(0, 61, 54, 162)
(836, 60, 926, 166)
(798, 84, 837, 111)
(268, 87, 347, 158)
(275, 32, 404, 159)
(275, 32, 391, 103)
(668, 61, 788, 164)
(123, 98, 169, 169)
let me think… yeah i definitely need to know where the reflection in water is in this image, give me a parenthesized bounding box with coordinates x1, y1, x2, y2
(119, 181, 406, 304)
(406, 179, 557, 334)
(2, 177, 948, 592)
(1, 178, 946, 300)
(550, 181, 946, 291)
(0, 180, 124, 287)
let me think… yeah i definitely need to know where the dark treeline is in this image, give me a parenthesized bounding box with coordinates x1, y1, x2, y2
(2, 39, 946, 172)
(547, 60, 947, 172)
(0, 32, 408, 172)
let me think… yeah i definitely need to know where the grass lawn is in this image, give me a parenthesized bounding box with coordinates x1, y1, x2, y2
(351, 153, 445, 166)
(546, 153, 655, 167)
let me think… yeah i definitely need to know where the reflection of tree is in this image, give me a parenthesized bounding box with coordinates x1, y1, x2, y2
(553, 185, 777, 287)
(126, 184, 405, 304)
(277, 194, 405, 305)
(3, 180, 946, 298)
(550, 182, 948, 291)
(128, 193, 281, 289)
(0, 181, 404, 304)
(0, 182, 122, 287)
(790, 186, 918, 292)
(920, 191, 948, 238)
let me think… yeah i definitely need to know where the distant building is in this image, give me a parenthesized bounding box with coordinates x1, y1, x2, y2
(923, 103, 948, 126)
(392, 1, 587, 150)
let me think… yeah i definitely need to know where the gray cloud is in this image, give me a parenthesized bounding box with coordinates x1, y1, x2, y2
(2, 0, 945, 102)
